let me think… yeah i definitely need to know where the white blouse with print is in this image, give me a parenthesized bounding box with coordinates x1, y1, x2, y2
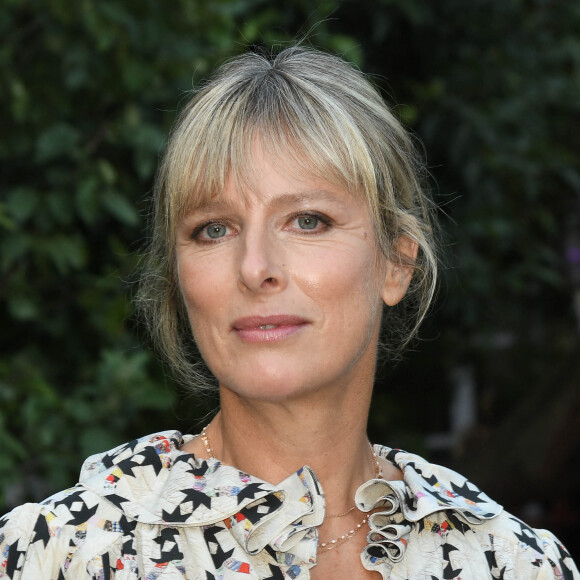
(0, 431, 578, 579)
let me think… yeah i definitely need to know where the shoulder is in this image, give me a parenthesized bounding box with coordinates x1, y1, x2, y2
(0, 485, 130, 579)
(479, 512, 578, 579)
(0, 431, 187, 579)
(371, 444, 579, 579)
(409, 508, 579, 579)
(0, 502, 43, 576)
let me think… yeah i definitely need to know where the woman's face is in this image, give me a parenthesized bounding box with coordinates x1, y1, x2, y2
(176, 146, 410, 402)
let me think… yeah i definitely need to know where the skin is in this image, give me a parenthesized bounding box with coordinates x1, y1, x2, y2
(177, 145, 415, 578)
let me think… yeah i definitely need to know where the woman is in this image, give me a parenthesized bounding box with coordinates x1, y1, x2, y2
(1, 46, 577, 579)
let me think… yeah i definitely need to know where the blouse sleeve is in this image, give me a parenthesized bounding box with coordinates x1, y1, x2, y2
(0, 501, 75, 580)
(0, 503, 42, 579)
(535, 528, 579, 579)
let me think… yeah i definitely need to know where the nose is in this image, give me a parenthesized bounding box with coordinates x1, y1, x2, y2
(237, 228, 287, 293)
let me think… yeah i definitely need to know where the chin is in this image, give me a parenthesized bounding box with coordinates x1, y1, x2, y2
(218, 368, 321, 403)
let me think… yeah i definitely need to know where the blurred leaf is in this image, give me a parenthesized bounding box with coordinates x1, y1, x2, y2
(40, 234, 87, 273)
(5, 188, 38, 224)
(102, 190, 140, 227)
(7, 294, 38, 321)
(1, 233, 31, 270)
(36, 124, 81, 162)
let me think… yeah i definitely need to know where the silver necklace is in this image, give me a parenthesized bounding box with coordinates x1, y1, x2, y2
(199, 424, 382, 554)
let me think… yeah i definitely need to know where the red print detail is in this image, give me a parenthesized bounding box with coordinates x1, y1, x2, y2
(155, 438, 170, 453)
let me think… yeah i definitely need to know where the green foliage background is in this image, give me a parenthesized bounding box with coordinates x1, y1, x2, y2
(1, 0, 579, 554)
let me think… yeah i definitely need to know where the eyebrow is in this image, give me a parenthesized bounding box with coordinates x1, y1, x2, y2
(266, 190, 346, 208)
(188, 189, 350, 216)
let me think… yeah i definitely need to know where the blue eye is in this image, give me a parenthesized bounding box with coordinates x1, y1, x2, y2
(206, 224, 227, 238)
(297, 216, 319, 230)
(191, 220, 233, 243)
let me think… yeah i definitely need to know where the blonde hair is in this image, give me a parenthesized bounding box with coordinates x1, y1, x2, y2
(137, 45, 438, 389)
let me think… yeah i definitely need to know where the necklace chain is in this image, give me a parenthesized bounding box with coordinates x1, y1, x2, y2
(326, 447, 381, 518)
(319, 444, 381, 553)
(200, 424, 382, 554)
(326, 504, 356, 518)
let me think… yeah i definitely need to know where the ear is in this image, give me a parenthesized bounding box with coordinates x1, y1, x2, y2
(381, 236, 418, 306)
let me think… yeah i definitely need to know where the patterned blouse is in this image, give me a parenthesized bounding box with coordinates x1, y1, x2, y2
(0, 430, 577, 579)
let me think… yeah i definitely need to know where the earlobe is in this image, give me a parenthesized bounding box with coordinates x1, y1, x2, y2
(381, 237, 418, 306)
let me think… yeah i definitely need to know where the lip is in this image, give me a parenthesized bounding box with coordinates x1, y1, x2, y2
(232, 315, 309, 343)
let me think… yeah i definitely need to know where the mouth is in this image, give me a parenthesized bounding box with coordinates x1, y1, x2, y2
(232, 315, 309, 343)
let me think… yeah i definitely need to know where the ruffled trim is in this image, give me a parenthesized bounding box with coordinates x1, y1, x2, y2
(375, 446, 502, 522)
(77, 431, 504, 579)
(79, 431, 325, 575)
(355, 447, 502, 578)
(356, 479, 412, 576)
(225, 466, 324, 569)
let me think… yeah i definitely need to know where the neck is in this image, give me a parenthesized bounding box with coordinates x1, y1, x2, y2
(208, 377, 376, 515)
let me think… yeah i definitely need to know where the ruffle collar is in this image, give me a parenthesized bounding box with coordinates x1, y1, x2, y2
(354, 445, 502, 577)
(78, 431, 502, 578)
(79, 431, 324, 571)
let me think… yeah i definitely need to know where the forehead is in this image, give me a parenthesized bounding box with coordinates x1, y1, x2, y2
(180, 142, 363, 215)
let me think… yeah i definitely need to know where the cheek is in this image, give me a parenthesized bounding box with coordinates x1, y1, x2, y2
(177, 253, 229, 327)
(293, 245, 383, 314)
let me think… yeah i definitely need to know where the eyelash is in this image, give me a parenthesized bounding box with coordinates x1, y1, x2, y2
(190, 212, 333, 243)
(288, 212, 332, 234)
(190, 220, 233, 242)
